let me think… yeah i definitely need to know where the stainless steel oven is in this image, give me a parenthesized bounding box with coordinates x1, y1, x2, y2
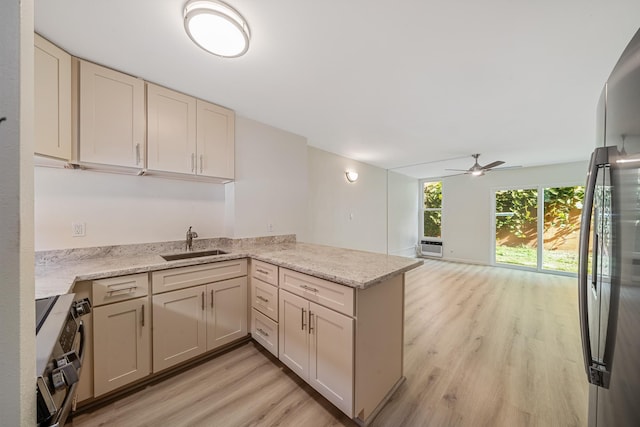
(36, 294, 90, 427)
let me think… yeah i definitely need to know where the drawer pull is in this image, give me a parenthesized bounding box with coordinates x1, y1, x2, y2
(301, 308, 306, 330)
(257, 327, 269, 337)
(256, 268, 269, 275)
(257, 295, 269, 303)
(106, 286, 137, 296)
(141, 304, 145, 327)
(301, 284, 319, 293)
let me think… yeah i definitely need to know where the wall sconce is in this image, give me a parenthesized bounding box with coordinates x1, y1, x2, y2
(345, 170, 359, 183)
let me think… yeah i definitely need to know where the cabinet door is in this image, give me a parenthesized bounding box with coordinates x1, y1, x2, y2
(153, 285, 206, 372)
(34, 34, 71, 160)
(196, 99, 234, 179)
(278, 290, 309, 379)
(309, 302, 354, 417)
(206, 277, 247, 351)
(147, 83, 197, 174)
(79, 60, 144, 167)
(93, 297, 150, 396)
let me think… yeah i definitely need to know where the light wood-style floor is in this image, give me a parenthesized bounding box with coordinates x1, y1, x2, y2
(69, 260, 587, 427)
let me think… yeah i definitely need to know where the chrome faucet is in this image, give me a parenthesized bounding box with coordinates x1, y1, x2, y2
(186, 226, 198, 251)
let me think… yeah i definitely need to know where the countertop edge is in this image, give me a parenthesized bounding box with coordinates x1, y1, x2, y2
(36, 245, 424, 298)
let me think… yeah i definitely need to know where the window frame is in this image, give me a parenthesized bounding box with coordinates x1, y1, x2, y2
(420, 179, 443, 240)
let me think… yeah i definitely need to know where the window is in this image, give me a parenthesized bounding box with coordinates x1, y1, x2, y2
(421, 181, 442, 238)
(493, 185, 585, 274)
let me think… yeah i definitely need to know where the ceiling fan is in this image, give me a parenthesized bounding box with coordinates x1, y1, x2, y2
(446, 154, 505, 176)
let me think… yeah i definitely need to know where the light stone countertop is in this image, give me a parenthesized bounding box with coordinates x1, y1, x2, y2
(35, 237, 423, 299)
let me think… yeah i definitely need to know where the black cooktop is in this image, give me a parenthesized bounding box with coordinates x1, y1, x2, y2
(36, 295, 58, 335)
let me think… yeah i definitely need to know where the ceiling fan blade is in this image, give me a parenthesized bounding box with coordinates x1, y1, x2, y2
(482, 160, 505, 170)
(444, 168, 470, 172)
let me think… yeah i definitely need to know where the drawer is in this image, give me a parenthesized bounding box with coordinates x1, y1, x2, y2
(279, 268, 354, 316)
(251, 278, 278, 321)
(152, 259, 247, 294)
(92, 273, 149, 306)
(251, 308, 278, 358)
(251, 259, 278, 286)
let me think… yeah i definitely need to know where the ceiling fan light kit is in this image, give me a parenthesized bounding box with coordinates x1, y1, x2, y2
(445, 153, 505, 176)
(183, 0, 251, 58)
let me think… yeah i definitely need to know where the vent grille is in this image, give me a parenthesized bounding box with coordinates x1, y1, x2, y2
(420, 240, 443, 258)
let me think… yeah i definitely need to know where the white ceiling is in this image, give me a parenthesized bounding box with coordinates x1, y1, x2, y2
(34, 0, 640, 178)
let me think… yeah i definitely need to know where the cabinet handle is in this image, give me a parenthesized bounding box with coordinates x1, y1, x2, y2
(301, 308, 306, 330)
(301, 284, 319, 293)
(201, 291, 205, 311)
(200, 154, 203, 174)
(257, 327, 269, 337)
(256, 268, 269, 275)
(309, 311, 314, 334)
(141, 304, 145, 327)
(191, 153, 196, 173)
(106, 286, 137, 296)
(257, 295, 269, 303)
(211, 289, 214, 308)
(135, 144, 141, 165)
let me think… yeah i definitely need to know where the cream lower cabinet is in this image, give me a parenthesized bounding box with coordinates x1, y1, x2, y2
(206, 277, 247, 350)
(153, 274, 247, 372)
(93, 297, 150, 396)
(152, 285, 207, 372)
(279, 289, 354, 417)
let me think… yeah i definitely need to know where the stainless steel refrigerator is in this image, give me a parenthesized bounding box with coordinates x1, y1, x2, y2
(579, 28, 640, 427)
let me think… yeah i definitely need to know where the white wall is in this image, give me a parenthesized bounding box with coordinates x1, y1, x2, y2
(307, 147, 389, 253)
(441, 161, 589, 264)
(1, 0, 36, 424)
(226, 116, 308, 240)
(388, 171, 419, 256)
(34, 168, 226, 250)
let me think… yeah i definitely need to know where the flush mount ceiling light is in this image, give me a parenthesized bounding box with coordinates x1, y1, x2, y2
(345, 171, 359, 183)
(183, 0, 251, 58)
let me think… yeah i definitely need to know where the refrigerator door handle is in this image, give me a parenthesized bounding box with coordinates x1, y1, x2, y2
(578, 147, 611, 388)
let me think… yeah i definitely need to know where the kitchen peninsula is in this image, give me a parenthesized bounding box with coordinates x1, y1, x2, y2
(35, 236, 422, 426)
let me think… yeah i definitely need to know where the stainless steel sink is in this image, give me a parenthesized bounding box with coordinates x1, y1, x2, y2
(161, 249, 228, 261)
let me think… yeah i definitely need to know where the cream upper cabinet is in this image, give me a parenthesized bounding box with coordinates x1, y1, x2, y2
(77, 60, 145, 168)
(196, 99, 235, 179)
(34, 34, 71, 160)
(146, 83, 197, 174)
(146, 82, 234, 180)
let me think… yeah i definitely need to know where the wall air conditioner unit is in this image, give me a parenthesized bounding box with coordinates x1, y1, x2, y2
(420, 240, 443, 258)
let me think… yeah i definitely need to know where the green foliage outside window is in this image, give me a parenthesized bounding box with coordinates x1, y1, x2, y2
(423, 182, 442, 238)
(495, 189, 538, 239)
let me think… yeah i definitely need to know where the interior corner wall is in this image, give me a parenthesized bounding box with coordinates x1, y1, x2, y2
(441, 160, 589, 265)
(307, 147, 389, 253)
(1, 0, 36, 424)
(387, 171, 419, 257)
(229, 116, 308, 240)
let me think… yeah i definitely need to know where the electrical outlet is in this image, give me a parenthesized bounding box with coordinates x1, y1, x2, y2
(72, 222, 86, 237)
(267, 223, 274, 233)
